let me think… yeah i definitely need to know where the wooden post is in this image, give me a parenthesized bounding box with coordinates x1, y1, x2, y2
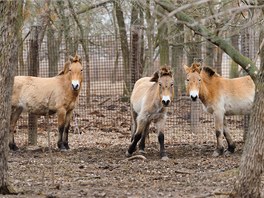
(28, 26, 40, 146)
(190, 100, 200, 134)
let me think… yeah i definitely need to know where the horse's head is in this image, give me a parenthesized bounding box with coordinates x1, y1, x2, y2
(151, 65, 174, 107)
(183, 62, 202, 101)
(64, 54, 83, 91)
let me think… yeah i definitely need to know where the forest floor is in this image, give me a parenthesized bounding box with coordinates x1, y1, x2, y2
(2, 98, 264, 198)
(4, 129, 260, 198)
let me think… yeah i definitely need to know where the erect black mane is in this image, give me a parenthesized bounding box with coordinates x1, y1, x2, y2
(202, 66, 217, 77)
(150, 65, 172, 82)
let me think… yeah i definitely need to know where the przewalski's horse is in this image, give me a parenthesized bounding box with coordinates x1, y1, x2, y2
(10, 54, 83, 151)
(126, 66, 174, 160)
(183, 63, 255, 157)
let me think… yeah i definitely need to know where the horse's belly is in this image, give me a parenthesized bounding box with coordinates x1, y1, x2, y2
(224, 101, 252, 115)
(18, 98, 56, 115)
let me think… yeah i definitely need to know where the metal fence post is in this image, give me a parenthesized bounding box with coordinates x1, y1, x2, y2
(28, 26, 40, 146)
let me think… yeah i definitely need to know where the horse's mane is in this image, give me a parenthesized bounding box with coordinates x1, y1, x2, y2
(202, 66, 219, 77)
(190, 62, 202, 73)
(58, 54, 82, 76)
(150, 65, 172, 82)
(189, 62, 219, 78)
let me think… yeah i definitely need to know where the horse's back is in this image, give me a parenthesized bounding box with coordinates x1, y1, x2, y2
(131, 77, 155, 114)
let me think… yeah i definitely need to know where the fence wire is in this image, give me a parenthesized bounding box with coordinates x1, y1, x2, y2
(16, 34, 253, 148)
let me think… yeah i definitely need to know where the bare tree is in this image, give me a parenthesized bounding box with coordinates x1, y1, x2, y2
(156, 1, 264, 197)
(0, 0, 21, 194)
(157, 4, 169, 65)
(114, 0, 131, 95)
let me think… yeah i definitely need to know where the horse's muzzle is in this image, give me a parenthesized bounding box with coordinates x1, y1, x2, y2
(162, 99, 170, 107)
(72, 80, 80, 91)
(191, 95, 198, 101)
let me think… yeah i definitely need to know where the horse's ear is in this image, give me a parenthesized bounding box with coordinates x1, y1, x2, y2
(61, 61, 71, 75)
(183, 65, 190, 74)
(150, 71, 159, 82)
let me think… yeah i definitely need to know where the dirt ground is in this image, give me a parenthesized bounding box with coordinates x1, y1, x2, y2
(3, 99, 264, 198)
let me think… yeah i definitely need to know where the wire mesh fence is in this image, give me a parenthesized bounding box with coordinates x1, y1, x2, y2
(15, 32, 254, 149)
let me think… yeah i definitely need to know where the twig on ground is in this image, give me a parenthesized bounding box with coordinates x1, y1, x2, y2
(195, 191, 232, 198)
(98, 97, 111, 106)
(174, 169, 193, 174)
(121, 155, 147, 162)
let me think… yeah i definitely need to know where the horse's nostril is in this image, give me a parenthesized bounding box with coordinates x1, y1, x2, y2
(72, 84, 79, 90)
(191, 95, 197, 101)
(162, 100, 170, 106)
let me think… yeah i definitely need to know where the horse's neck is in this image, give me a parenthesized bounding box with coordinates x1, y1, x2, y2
(199, 80, 210, 105)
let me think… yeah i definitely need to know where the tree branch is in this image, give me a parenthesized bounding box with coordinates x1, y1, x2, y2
(76, 0, 114, 15)
(155, 0, 258, 81)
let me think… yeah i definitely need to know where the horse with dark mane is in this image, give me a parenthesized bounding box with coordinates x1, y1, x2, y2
(10, 54, 83, 151)
(184, 63, 255, 156)
(126, 66, 174, 160)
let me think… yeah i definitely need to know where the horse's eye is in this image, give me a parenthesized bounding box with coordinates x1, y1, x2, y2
(199, 79, 201, 82)
(171, 83, 174, 87)
(159, 82, 162, 87)
(69, 69, 72, 72)
(81, 69, 83, 72)
(186, 79, 189, 82)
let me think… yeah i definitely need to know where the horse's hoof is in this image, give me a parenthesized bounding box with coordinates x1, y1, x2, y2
(125, 151, 132, 157)
(227, 144, 236, 153)
(60, 148, 68, 152)
(58, 142, 67, 151)
(212, 150, 222, 157)
(64, 143, 70, 150)
(9, 144, 19, 151)
(224, 150, 232, 156)
(161, 156, 169, 161)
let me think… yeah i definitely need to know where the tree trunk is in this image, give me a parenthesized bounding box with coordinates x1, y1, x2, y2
(157, 5, 169, 66)
(28, 26, 40, 146)
(0, 0, 21, 194)
(130, 4, 140, 84)
(229, 35, 239, 78)
(231, 56, 264, 198)
(114, 0, 131, 96)
(68, 0, 91, 105)
(144, 0, 155, 76)
(171, 22, 184, 96)
(47, 26, 59, 77)
(231, 4, 264, 196)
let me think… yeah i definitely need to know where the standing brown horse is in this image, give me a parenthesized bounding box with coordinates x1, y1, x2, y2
(10, 54, 83, 151)
(184, 62, 255, 156)
(126, 66, 174, 160)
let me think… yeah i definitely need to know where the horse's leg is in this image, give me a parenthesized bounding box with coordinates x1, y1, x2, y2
(63, 110, 73, 150)
(9, 107, 23, 151)
(223, 117, 236, 154)
(126, 118, 146, 157)
(57, 109, 66, 150)
(213, 112, 224, 157)
(138, 122, 150, 154)
(130, 108, 137, 142)
(156, 116, 168, 160)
